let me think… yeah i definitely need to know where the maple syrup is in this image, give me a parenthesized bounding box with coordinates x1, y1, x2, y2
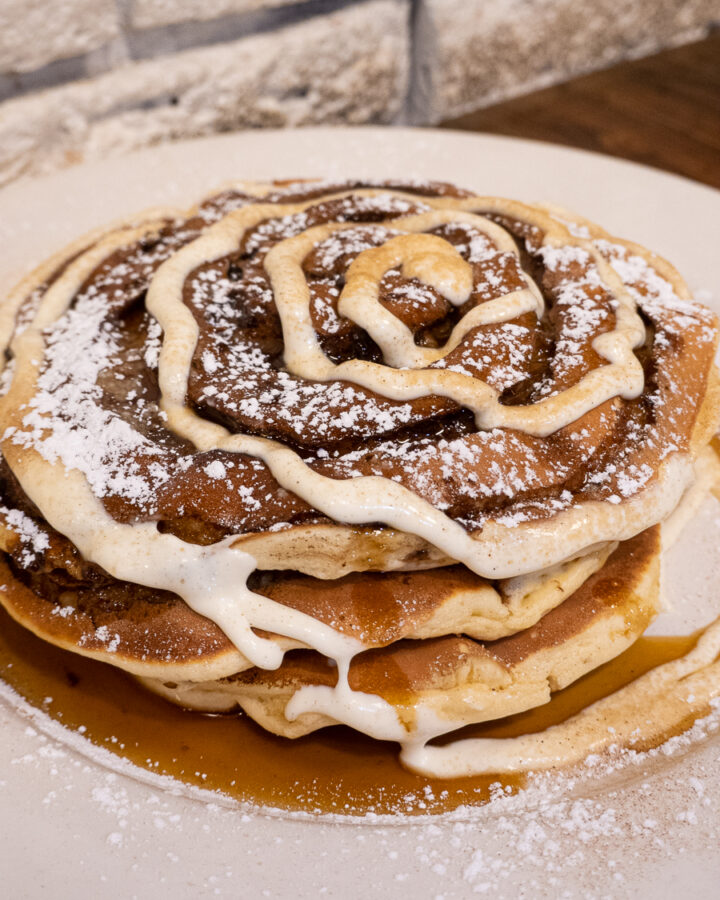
(0, 604, 698, 817)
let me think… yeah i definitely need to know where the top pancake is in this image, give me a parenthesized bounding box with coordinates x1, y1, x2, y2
(0, 180, 716, 585)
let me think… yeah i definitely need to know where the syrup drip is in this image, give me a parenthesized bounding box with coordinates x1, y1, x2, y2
(0, 605, 697, 817)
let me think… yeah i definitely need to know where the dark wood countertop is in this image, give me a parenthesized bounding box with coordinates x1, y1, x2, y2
(441, 32, 720, 190)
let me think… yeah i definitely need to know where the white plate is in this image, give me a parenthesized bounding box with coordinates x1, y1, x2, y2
(1, 128, 719, 899)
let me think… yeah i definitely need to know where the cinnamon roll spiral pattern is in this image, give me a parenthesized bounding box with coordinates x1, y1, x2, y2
(0, 179, 718, 777)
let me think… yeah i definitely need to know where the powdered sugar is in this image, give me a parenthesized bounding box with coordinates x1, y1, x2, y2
(204, 460, 227, 480)
(435, 321, 533, 391)
(596, 238, 717, 340)
(6, 288, 170, 509)
(0, 504, 50, 566)
(143, 317, 163, 370)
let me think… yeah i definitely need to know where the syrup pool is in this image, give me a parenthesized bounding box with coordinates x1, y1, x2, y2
(0, 604, 697, 817)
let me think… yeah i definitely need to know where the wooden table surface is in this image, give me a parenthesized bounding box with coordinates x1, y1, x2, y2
(442, 32, 720, 190)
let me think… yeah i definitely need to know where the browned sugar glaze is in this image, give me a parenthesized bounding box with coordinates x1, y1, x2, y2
(0, 178, 716, 671)
(0, 602, 697, 817)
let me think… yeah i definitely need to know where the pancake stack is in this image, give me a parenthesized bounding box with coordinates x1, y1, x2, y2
(0, 179, 717, 776)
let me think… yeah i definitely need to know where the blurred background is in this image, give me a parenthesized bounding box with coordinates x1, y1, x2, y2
(0, 0, 717, 187)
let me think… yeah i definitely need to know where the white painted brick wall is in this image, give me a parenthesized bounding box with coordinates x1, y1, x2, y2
(413, 0, 720, 122)
(130, 0, 304, 30)
(0, 0, 120, 73)
(0, 0, 409, 185)
(0, 0, 717, 186)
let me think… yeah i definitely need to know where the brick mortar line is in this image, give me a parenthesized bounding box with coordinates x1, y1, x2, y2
(399, 0, 431, 125)
(124, 0, 362, 60)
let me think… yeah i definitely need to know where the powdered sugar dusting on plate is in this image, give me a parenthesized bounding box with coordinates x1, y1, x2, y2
(1, 679, 719, 897)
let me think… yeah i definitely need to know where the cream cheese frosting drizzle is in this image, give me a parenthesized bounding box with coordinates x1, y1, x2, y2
(146, 189, 679, 583)
(1, 242, 362, 672)
(399, 614, 720, 777)
(0, 183, 715, 777)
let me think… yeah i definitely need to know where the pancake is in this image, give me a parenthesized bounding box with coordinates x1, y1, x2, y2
(0, 507, 613, 679)
(0, 178, 718, 779)
(138, 527, 660, 737)
(1, 184, 716, 578)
